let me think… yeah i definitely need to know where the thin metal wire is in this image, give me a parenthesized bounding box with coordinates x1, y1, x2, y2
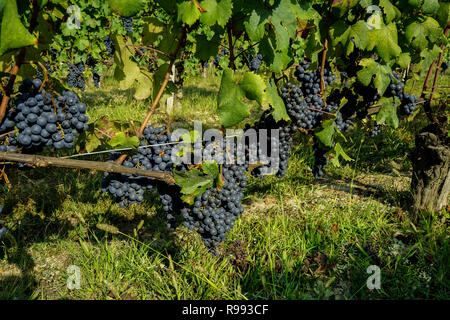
(60, 141, 181, 159)
(60, 135, 244, 159)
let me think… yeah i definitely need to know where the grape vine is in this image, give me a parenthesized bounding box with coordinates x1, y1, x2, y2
(0, 0, 448, 252)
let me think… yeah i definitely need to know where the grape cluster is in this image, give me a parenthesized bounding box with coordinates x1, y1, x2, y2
(101, 164, 154, 208)
(101, 125, 249, 252)
(312, 142, 328, 178)
(0, 221, 6, 241)
(104, 35, 115, 55)
(0, 79, 88, 153)
(159, 185, 183, 231)
(135, 47, 147, 60)
(102, 125, 182, 207)
(46, 62, 53, 75)
(335, 111, 353, 133)
(120, 17, 133, 34)
(369, 124, 382, 137)
(294, 60, 336, 95)
(363, 245, 382, 265)
(213, 48, 227, 67)
(441, 62, 448, 75)
(67, 62, 85, 91)
(248, 54, 263, 73)
(353, 82, 380, 108)
(249, 111, 295, 178)
(324, 89, 344, 113)
(87, 57, 100, 88)
(282, 82, 323, 130)
(36, 62, 53, 78)
(399, 94, 418, 116)
(180, 163, 246, 251)
(385, 73, 405, 99)
(282, 61, 337, 130)
(0, 134, 20, 157)
(15, 80, 88, 150)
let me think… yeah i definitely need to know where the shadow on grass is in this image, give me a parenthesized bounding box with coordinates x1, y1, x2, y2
(313, 174, 413, 210)
(82, 88, 142, 108)
(0, 167, 182, 299)
(182, 86, 218, 100)
(0, 241, 36, 299)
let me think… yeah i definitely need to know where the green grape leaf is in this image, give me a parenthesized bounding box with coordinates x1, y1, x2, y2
(177, 0, 201, 26)
(38, 0, 48, 7)
(271, 0, 297, 51)
(367, 23, 401, 62)
(244, 10, 267, 42)
(266, 79, 289, 122)
(199, 0, 232, 27)
(134, 70, 153, 100)
(331, 20, 370, 55)
(109, 132, 140, 148)
(334, 142, 353, 161)
(419, 44, 441, 71)
(153, 62, 177, 101)
(396, 52, 411, 69)
(200, 160, 220, 179)
(74, 38, 90, 51)
(108, 0, 143, 17)
(405, 17, 442, 50)
(436, 2, 450, 29)
(290, 1, 319, 21)
(156, 0, 178, 13)
(239, 72, 265, 105)
(0, 0, 38, 57)
(329, 142, 354, 167)
(142, 17, 166, 46)
(173, 161, 220, 205)
(217, 68, 250, 127)
(85, 133, 102, 153)
(315, 119, 336, 148)
(408, 0, 423, 8)
(194, 34, 220, 60)
(379, 0, 400, 23)
(260, 33, 292, 73)
(80, 124, 102, 154)
(357, 58, 392, 94)
(35, 15, 55, 46)
(304, 28, 323, 65)
(0, 0, 5, 12)
(421, 0, 439, 14)
(112, 35, 140, 90)
(181, 129, 202, 144)
(359, 0, 374, 8)
(156, 26, 181, 62)
(376, 97, 399, 128)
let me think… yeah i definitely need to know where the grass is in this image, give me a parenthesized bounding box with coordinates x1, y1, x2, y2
(0, 71, 449, 300)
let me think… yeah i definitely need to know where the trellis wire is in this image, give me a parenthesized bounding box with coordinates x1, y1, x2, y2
(60, 135, 244, 159)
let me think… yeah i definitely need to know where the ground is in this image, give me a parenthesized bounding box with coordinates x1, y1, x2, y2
(0, 70, 449, 300)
